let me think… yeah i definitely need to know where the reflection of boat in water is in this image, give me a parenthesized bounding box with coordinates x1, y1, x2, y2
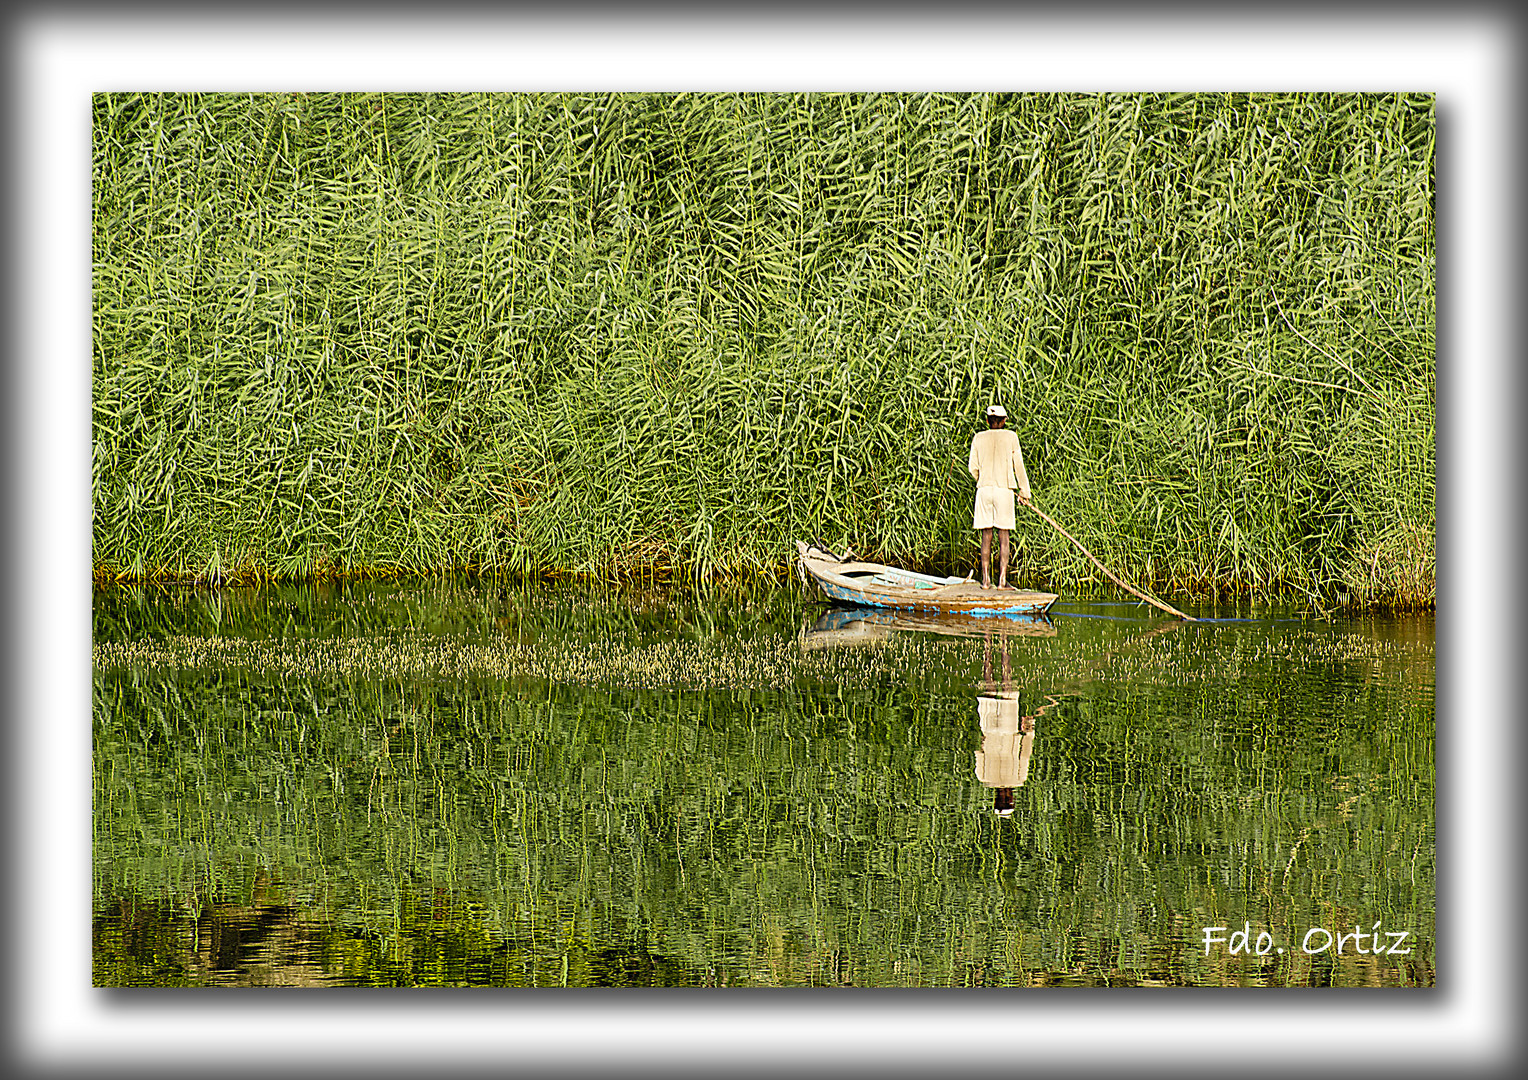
(796, 541, 1058, 616)
(798, 608, 897, 649)
(799, 605, 1057, 649)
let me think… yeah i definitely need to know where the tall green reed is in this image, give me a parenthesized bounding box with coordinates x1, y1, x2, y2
(93, 92, 1433, 606)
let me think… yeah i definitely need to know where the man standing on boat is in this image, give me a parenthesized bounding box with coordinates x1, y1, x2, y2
(967, 404, 1032, 590)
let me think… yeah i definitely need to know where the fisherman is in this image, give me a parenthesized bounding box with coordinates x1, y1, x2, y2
(967, 404, 1032, 590)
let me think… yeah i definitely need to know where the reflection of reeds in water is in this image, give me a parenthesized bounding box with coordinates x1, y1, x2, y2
(92, 92, 1432, 607)
(93, 874, 341, 987)
(94, 629, 965, 690)
(93, 577, 1433, 987)
(93, 618, 1434, 987)
(93, 612, 1433, 696)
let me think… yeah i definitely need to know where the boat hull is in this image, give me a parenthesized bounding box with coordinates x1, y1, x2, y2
(796, 541, 1058, 617)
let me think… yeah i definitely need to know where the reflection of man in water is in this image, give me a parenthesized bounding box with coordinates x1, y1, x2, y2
(975, 628, 1037, 817)
(976, 694, 1035, 817)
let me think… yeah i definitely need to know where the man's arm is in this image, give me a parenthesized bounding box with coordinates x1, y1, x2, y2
(1011, 435, 1032, 501)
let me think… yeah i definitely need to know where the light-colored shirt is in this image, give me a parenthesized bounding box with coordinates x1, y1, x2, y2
(967, 428, 1032, 500)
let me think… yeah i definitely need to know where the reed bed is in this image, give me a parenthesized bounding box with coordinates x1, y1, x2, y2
(93, 92, 1434, 607)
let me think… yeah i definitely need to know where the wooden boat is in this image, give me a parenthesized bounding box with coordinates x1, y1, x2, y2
(799, 605, 1057, 650)
(795, 541, 1058, 616)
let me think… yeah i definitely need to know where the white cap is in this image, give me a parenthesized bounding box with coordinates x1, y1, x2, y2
(985, 404, 1007, 418)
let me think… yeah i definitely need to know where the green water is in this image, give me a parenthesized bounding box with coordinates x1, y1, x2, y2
(92, 579, 1434, 987)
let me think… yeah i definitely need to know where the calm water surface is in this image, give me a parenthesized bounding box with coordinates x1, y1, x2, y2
(93, 579, 1434, 987)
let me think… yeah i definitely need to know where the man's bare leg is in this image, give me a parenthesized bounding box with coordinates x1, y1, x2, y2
(997, 528, 1010, 589)
(980, 528, 992, 588)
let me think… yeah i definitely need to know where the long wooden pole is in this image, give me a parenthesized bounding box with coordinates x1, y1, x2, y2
(1023, 501, 1196, 622)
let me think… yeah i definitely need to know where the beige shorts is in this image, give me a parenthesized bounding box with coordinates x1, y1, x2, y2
(972, 486, 1016, 531)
